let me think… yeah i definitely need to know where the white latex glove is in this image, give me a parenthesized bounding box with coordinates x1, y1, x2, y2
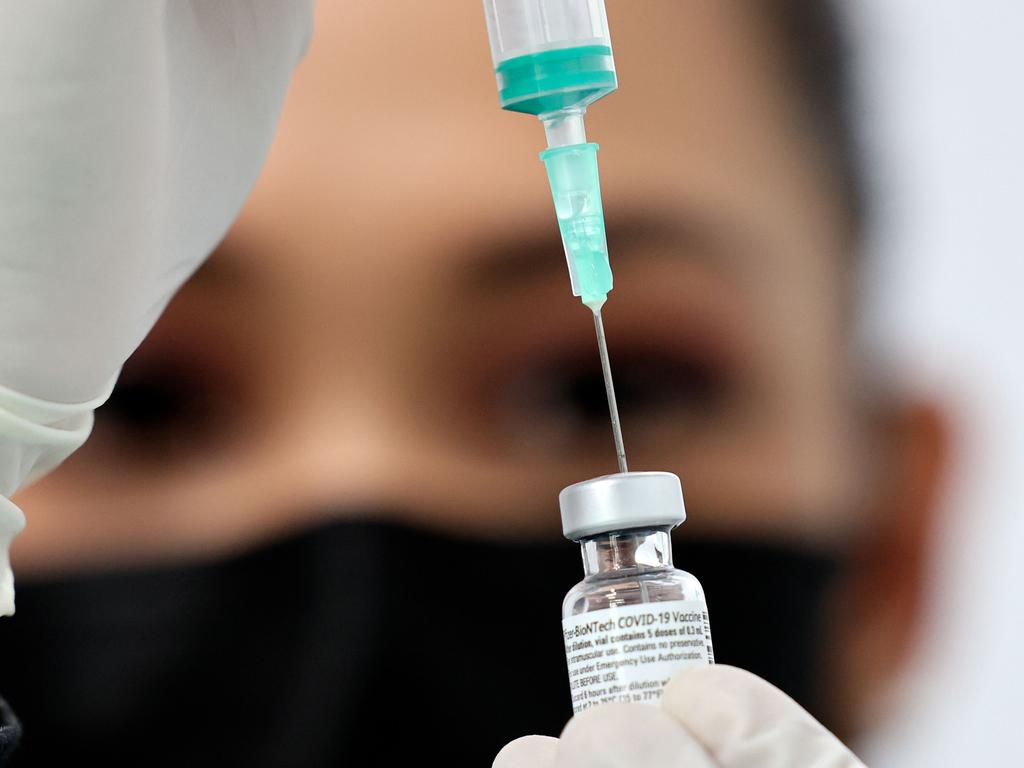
(0, 0, 314, 615)
(494, 665, 867, 768)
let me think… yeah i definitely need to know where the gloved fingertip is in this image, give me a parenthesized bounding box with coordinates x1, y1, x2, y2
(661, 664, 812, 732)
(557, 702, 715, 768)
(661, 665, 866, 767)
(492, 734, 558, 768)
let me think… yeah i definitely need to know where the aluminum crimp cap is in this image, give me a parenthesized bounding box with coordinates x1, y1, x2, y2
(559, 471, 686, 541)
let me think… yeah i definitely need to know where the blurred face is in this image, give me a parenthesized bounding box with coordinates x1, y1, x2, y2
(13, 0, 918, 732)
(13, 0, 860, 566)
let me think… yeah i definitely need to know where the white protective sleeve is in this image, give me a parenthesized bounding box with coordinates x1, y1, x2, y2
(493, 665, 867, 768)
(0, 0, 315, 615)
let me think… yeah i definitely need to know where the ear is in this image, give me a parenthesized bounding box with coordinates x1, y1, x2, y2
(826, 400, 951, 737)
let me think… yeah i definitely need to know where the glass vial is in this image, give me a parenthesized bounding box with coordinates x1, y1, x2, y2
(559, 472, 713, 713)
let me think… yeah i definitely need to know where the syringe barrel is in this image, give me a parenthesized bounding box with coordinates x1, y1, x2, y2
(482, 0, 617, 115)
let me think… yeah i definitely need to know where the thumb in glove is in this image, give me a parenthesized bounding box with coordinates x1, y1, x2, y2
(494, 665, 866, 768)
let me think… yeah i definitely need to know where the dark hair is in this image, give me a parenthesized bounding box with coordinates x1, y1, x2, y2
(759, 0, 865, 240)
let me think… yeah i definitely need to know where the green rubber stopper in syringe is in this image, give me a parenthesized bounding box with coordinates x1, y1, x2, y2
(540, 139, 613, 310)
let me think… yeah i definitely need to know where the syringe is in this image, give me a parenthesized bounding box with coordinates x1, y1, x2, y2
(482, 0, 627, 470)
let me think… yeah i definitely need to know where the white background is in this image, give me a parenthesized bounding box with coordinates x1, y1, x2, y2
(847, 1, 1024, 764)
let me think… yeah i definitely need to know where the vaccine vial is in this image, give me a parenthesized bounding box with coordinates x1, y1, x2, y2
(560, 471, 713, 713)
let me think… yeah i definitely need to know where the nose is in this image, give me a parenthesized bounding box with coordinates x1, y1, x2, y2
(258, 386, 422, 517)
(232, 362, 568, 543)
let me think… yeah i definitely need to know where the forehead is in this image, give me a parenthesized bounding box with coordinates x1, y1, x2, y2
(244, 0, 844, 284)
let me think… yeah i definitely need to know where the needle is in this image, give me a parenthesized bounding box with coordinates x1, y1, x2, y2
(592, 308, 628, 473)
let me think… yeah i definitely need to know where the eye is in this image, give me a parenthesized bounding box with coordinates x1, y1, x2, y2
(495, 342, 735, 450)
(616, 351, 729, 417)
(93, 362, 236, 462)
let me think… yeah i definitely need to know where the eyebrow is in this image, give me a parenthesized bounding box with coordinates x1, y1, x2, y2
(459, 207, 734, 290)
(190, 207, 739, 294)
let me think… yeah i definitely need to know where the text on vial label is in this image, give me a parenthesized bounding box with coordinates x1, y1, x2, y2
(562, 599, 713, 713)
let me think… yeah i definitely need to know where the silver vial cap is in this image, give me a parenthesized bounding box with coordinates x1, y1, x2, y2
(559, 471, 686, 541)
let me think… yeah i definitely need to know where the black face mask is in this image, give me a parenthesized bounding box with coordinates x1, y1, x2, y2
(0, 517, 843, 767)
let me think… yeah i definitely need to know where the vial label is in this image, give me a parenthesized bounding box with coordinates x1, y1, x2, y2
(562, 599, 713, 713)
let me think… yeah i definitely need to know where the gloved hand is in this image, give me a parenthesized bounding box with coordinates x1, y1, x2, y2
(494, 665, 866, 767)
(0, 0, 314, 615)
